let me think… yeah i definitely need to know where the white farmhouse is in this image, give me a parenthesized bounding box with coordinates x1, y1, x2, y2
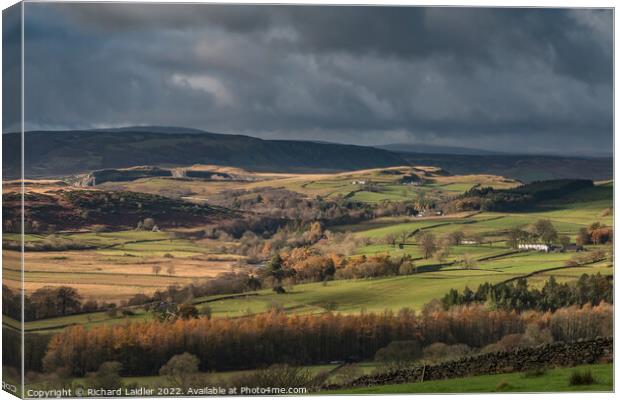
(518, 243, 550, 252)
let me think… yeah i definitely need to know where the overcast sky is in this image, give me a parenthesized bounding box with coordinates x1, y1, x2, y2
(6, 4, 614, 156)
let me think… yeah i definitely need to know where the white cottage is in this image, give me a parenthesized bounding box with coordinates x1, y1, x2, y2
(518, 243, 550, 252)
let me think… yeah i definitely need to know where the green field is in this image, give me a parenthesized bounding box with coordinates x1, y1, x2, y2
(27, 361, 611, 394)
(15, 253, 610, 334)
(7, 175, 612, 336)
(328, 363, 613, 394)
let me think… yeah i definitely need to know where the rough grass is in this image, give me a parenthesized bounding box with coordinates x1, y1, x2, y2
(7, 230, 241, 304)
(328, 363, 612, 394)
(568, 369, 596, 386)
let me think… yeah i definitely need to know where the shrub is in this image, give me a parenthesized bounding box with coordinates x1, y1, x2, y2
(482, 333, 525, 353)
(178, 304, 199, 320)
(85, 361, 123, 390)
(422, 342, 472, 363)
(398, 261, 417, 275)
(230, 364, 314, 389)
(375, 340, 422, 371)
(495, 380, 511, 391)
(568, 370, 595, 386)
(331, 364, 363, 385)
(199, 305, 212, 319)
(105, 307, 118, 318)
(159, 353, 200, 388)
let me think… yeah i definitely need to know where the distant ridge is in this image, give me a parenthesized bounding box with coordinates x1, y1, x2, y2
(378, 142, 612, 158)
(2, 127, 407, 178)
(377, 143, 503, 156)
(2, 126, 612, 182)
(88, 125, 207, 134)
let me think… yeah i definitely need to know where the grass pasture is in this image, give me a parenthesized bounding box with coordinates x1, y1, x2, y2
(95, 165, 521, 205)
(16, 243, 609, 334)
(328, 363, 613, 394)
(28, 360, 610, 394)
(195, 252, 607, 318)
(8, 172, 612, 336)
(6, 230, 245, 303)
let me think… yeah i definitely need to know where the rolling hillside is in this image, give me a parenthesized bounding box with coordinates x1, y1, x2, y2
(2, 128, 407, 178)
(2, 127, 613, 182)
(396, 152, 612, 182)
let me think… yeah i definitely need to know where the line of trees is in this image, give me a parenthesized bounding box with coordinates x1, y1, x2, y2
(441, 273, 612, 312)
(507, 220, 613, 249)
(447, 179, 594, 212)
(3, 285, 86, 321)
(3, 270, 262, 322)
(264, 251, 419, 287)
(41, 302, 612, 377)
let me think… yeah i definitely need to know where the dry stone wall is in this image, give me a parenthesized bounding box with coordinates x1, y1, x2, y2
(334, 337, 612, 389)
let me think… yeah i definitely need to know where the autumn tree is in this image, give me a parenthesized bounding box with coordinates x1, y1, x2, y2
(532, 219, 558, 244)
(152, 265, 162, 276)
(576, 227, 592, 246)
(41, 302, 612, 376)
(418, 232, 437, 259)
(590, 225, 613, 245)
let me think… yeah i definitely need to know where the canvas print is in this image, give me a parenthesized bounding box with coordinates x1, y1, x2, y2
(2, 2, 614, 397)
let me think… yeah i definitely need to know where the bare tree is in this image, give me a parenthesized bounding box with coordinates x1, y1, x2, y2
(418, 232, 437, 259)
(461, 253, 476, 270)
(449, 230, 465, 246)
(398, 231, 409, 246)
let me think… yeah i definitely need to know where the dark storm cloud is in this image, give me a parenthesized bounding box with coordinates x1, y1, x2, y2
(19, 3, 613, 156)
(3, 3, 22, 133)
